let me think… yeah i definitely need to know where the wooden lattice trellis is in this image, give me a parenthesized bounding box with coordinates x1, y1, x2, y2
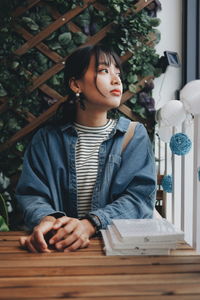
(0, 0, 156, 154)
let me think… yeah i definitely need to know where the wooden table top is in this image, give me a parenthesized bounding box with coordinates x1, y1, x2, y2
(0, 231, 200, 300)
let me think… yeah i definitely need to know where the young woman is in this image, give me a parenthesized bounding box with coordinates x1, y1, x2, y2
(16, 44, 156, 253)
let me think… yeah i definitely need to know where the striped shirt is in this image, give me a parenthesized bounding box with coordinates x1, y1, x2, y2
(74, 119, 116, 218)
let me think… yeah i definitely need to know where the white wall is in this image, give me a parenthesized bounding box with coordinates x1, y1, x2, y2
(153, 1, 183, 228)
(153, 0, 183, 110)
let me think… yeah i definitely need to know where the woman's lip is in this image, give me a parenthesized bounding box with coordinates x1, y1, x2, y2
(110, 90, 121, 95)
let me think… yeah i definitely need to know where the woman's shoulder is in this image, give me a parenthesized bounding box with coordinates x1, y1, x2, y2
(117, 116, 147, 136)
(30, 123, 66, 146)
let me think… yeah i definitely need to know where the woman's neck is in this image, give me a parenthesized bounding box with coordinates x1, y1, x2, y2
(75, 108, 108, 127)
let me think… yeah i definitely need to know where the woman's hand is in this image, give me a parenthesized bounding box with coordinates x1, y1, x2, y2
(19, 216, 57, 253)
(48, 216, 96, 252)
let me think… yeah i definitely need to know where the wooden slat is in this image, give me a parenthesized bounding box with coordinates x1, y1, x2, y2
(1, 283, 200, 298)
(118, 104, 146, 123)
(12, 0, 41, 17)
(121, 76, 154, 104)
(14, 2, 93, 56)
(0, 296, 199, 300)
(14, 25, 62, 63)
(41, 1, 82, 32)
(1, 273, 200, 287)
(157, 190, 164, 201)
(0, 97, 66, 152)
(157, 175, 164, 185)
(0, 296, 198, 300)
(134, 0, 154, 13)
(1, 264, 200, 278)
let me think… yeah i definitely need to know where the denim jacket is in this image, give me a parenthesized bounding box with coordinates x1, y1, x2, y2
(16, 117, 157, 230)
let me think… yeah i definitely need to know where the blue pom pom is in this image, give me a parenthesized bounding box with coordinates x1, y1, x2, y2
(170, 133, 192, 156)
(161, 175, 173, 193)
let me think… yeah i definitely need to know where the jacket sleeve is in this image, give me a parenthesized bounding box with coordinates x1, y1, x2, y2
(15, 128, 65, 230)
(89, 123, 157, 229)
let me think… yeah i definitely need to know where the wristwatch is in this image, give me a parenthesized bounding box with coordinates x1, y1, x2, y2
(85, 213, 102, 234)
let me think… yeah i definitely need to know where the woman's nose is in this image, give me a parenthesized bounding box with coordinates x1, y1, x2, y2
(111, 73, 121, 85)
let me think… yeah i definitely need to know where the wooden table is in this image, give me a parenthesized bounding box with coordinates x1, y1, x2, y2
(0, 231, 200, 299)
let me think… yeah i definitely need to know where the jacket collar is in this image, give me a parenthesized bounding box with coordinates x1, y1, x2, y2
(60, 116, 131, 133)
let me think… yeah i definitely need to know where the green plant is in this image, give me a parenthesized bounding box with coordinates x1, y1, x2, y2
(0, 194, 9, 231)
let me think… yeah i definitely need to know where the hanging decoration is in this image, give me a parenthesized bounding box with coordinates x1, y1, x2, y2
(159, 100, 187, 127)
(156, 79, 200, 194)
(157, 125, 172, 143)
(170, 133, 192, 156)
(161, 175, 173, 193)
(157, 80, 200, 143)
(180, 80, 200, 115)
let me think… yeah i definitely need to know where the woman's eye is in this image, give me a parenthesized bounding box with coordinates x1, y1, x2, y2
(98, 68, 108, 73)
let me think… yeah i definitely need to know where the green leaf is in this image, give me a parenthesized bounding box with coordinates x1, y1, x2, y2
(133, 105, 146, 118)
(36, 53, 48, 65)
(0, 216, 9, 231)
(15, 142, 24, 152)
(65, 40, 76, 54)
(128, 83, 137, 94)
(48, 41, 62, 50)
(149, 17, 161, 27)
(21, 17, 39, 31)
(0, 83, 7, 96)
(58, 32, 72, 45)
(129, 96, 137, 104)
(113, 4, 121, 13)
(127, 73, 138, 84)
(73, 32, 87, 45)
(0, 194, 9, 226)
(46, 32, 56, 41)
(0, 120, 4, 130)
(51, 75, 61, 86)
(11, 61, 19, 69)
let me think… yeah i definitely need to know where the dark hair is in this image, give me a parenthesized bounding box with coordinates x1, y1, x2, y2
(59, 44, 123, 123)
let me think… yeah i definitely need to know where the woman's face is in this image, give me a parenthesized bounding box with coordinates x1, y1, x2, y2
(76, 53, 123, 111)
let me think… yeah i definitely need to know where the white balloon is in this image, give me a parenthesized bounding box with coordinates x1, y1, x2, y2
(180, 80, 200, 115)
(159, 100, 187, 127)
(158, 125, 172, 142)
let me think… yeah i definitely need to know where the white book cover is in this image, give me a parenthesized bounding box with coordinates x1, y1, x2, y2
(112, 218, 184, 243)
(107, 225, 177, 250)
(101, 230, 170, 256)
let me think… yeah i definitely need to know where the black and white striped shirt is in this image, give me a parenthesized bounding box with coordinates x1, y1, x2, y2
(74, 119, 116, 218)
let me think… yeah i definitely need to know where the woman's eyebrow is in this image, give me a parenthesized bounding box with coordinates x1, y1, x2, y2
(98, 61, 110, 66)
(98, 61, 120, 69)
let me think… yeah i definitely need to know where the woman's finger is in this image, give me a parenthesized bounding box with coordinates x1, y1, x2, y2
(54, 229, 82, 250)
(52, 216, 71, 230)
(19, 236, 27, 248)
(32, 219, 57, 251)
(25, 238, 38, 253)
(49, 219, 79, 245)
(64, 235, 90, 252)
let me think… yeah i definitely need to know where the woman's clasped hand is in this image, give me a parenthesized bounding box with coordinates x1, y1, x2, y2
(19, 216, 95, 252)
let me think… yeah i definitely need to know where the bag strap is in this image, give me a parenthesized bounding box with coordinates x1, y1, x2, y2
(121, 121, 137, 152)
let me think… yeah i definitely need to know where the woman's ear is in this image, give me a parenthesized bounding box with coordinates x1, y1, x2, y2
(69, 78, 81, 94)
